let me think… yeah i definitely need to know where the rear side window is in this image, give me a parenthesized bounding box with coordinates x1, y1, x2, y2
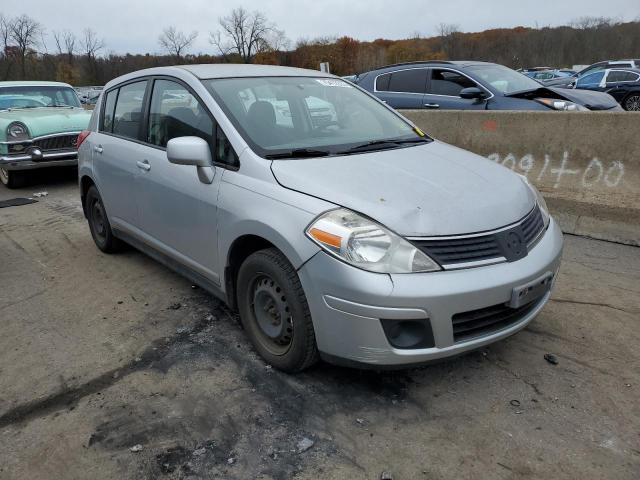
(428, 69, 477, 96)
(101, 89, 118, 133)
(112, 81, 147, 140)
(387, 69, 428, 93)
(608, 71, 639, 83)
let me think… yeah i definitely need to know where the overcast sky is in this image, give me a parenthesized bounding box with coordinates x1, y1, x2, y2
(4, 0, 639, 55)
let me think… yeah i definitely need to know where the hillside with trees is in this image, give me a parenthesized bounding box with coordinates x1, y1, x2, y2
(1, 9, 638, 86)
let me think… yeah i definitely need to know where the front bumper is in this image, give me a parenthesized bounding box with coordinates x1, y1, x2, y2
(298, 218, 564, 367)
(0, 151, 78, 171)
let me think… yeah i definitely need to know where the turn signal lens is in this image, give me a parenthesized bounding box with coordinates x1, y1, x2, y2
(308, 227, 342, 250)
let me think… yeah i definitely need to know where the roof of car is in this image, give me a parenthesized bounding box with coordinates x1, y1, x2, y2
(364, 60, 497, 73)
(0, 81, 73, 87)
(177, 64, 334, 79)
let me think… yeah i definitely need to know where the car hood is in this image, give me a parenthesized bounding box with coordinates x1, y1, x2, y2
(0, 107, 91, 140)
(506, 86, 619, 110)
(270, 141, 536, 237)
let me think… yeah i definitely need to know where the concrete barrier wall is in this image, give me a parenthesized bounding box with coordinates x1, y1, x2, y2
(401, 110, 640, 246)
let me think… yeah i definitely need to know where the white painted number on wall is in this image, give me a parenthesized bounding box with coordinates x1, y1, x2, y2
(488, 152, 625, 189)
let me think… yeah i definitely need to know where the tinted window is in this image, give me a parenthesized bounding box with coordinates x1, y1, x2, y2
(376, 73, 391, 91)
(148, 79, 213, 148)
(577, 71, 605, 87)
(429, 69, 477, 96)
(387, 69, 427, 93)
(112, 81, 147, 140)
(608, 71, 639, 83)
(101, 89, 117, 133)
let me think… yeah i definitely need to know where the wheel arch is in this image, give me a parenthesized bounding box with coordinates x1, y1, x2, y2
(79, 174, 97, 217)
(222, 225, 319, 312)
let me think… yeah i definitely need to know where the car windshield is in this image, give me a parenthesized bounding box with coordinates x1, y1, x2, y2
(203, 76, 426, 158)
(466, 65, 542, 94)
(0, 85, 81, 110)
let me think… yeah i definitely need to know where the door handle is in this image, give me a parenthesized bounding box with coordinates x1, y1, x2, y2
(94, 145, 103, 154)
(423, 103, 440, 109)
(136, 160, 151, 171)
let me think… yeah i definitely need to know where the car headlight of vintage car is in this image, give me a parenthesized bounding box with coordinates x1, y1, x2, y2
(535, 98, 588, 111)
(306, 208, 441, 273)
(7, 122, 30, 141)
(519, 175, 550, 228)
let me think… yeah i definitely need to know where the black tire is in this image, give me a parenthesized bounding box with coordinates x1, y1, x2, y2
(623, 93, 640, 111)
(237, 248, 319, 372)
(85, 185, 124, 253)
(0, 168, 26, 189)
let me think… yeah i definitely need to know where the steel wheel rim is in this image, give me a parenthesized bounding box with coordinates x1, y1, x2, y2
(91, 199, 107, 240)
(250, 274, 293, 356)
(626, 95, 640, 111)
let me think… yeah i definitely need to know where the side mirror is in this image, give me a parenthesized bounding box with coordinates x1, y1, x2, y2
(167, 136, 212, 167)
(459, 87, 487, 100)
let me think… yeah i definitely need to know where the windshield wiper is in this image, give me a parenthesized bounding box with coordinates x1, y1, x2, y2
(47, 104, 74, 108)
(338, 137, 430, 154)
(265, 148, 331, 159)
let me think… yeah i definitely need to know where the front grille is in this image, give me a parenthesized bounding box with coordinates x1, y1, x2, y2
(452, 299, 541, 343)
(33, 134, 78, 152)
(410, 205, 545, 269)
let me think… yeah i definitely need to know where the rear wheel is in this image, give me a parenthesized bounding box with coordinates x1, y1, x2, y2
(623, 94, 640, 111)
(85, 185, 124, 253)
(0, 168, 26, 189)
(237, 248, 319, 372)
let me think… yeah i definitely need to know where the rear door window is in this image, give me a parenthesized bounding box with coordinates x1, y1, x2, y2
(428, 69, 477, 96)
(112, 81, 148, 140)
(386, 69, 428, 94)
(607, 71, 639, 83)
(375, 73, 391, 91)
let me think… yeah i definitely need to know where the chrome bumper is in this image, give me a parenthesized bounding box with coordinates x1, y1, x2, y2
(0, 150, 78, 170)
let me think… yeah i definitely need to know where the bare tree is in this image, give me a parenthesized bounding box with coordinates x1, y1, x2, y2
(437, 23, 461, 59)
(210, 7, 285, 63)
(9, 14, 42, 78)
(53, 30, 76, 60)
(158, 26, 198, 59)
(81, 28, 105, 60)
(0, 15, 13, 54)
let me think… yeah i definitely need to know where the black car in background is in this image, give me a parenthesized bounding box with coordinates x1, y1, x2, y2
(574, 68, 640, 111)
(352, 61, 622, 111)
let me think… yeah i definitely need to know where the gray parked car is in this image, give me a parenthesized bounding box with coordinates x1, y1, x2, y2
(78, 65, 563, 372)
(353, 61, 621, 111)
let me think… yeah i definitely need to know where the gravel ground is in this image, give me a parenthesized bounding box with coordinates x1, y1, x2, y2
(0, 169, 638, 480)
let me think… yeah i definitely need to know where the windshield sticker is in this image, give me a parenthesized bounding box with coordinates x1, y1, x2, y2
(315, 79, 352, 88)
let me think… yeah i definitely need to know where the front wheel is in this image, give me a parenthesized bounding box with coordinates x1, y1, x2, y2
(0, 168, 26, 189)
(237, 248, 319, 372)
(623, 94, 640, 111)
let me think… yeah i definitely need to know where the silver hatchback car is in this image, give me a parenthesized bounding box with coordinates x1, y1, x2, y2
(78, 64, 563, 372)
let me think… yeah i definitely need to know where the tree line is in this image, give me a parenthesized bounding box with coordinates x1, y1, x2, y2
(1, 9, 639, 86)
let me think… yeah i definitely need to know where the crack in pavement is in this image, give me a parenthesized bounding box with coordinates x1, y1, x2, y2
(0, 309, 220, 430)
(550, 298, 638, 315)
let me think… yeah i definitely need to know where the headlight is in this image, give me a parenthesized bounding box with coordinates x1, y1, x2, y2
(535, 98, 588, 111)
(519, 175, 550, 228)
(7, 122, 30, 141)
(306, 208, 441, 273)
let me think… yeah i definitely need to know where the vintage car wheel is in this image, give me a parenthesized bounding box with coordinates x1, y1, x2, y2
(237, 248, 319, 372)
(0, 168, 26, 189)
